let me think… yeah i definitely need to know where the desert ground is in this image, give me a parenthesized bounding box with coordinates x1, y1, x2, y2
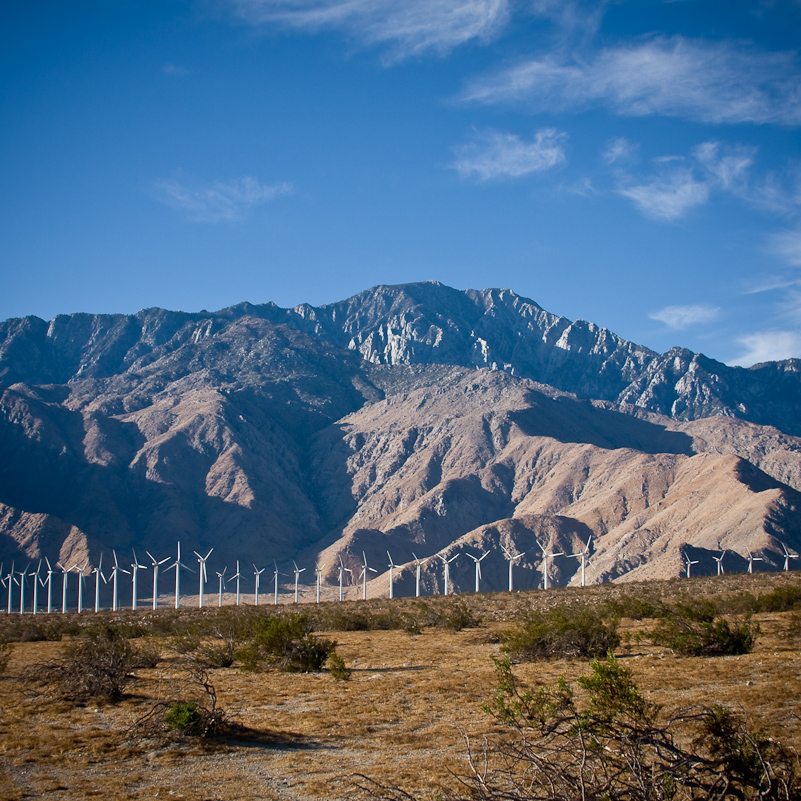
(1, 571, 800, 801)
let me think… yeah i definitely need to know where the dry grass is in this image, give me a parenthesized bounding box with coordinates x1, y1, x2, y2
(0, 572, 800, 800)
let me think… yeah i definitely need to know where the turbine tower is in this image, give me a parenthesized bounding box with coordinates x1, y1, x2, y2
(72, 561, 89, 613)
(569, 540, 592, 587)
(231, 560, 242, 606)
(254, 564, 266, 606)
(146, 551, 170, 609)
(782, 544, 799, 572)
(292, 562, 306, 603)
(466, 551, 488, 593)
(411, 553, 427, 597)
(387, 552, 400, 599)
(92, 556, 104, 613)
(537, 541, 564, 590)
(131, 550, 147, 611)
(4, 563, 14, 614)
(108, 551, 130, 612)
(315, 564, 325, 603)
(337, 556, 352, 602)
(216, 567, 227, 607)
(43, 558, 54, 614)
(439, 553, 458, 596)
(713, 549, 726, 576)
(273, 561, 286, 605)
(166, 542, 193, 609)
(194, 548, 213, 608)
(745, 548, 763, 574)
(683, 553, 699, 578)
(56, 561, 71, 614)
(359, 552, 377, 600)
(501, 545, 524, 592)
(17, 563, 30, 614)
(31, 561, 42, 615)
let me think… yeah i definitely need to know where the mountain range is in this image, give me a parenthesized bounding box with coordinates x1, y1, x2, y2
(2, 281, 800, 598)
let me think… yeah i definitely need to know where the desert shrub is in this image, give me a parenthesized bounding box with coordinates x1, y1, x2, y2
(651, 602, 759, 656)
(502, 605, 620, 661)
(602, 594, 665, 620)
(237, 613, 337, 672)
(440, 601, 480, 632)
(132, 664, 229, 739)
(0, 639, 12, 675)
(757, 584, 801, 613)
(328, 651, 351, 681)
(356, 655, 799, 801)
(30, 624, 148, 701)
(0, 617, 74, 642)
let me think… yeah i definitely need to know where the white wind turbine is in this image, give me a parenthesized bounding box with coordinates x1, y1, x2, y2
(745, 548, 763, 574)
(412, 553, 427, 598)
(108, 550, 130, 612)
(43, 558, 54, 614)
(713, 549, 726, 576)
(72, 560, 89, 613)
(782, 544, 799, 572)
(292, 561, 306, 603)
(166, 542, 193, 609)
(569, 540, 592, 587)
(501, 545, 524, 592)
(131, 550, 147, 611)
(466, 551, 488, 593)
(0, 563, 6, 614)
(684, 553, 699, 578)
(17, 563, 30, 614)
(146, 551, 170, 609)
(231, 560, 242, 606)
(337, 555, 352, 601)
(4, 563, 14, 614)
(387, 552, 400, 600)
(359, 552, 377, 600)
(216, 567, 227, 607)
(31, 561, 42, 615)
(56, 561, 71, 614)
(537, 541, 564, 590)
(439, 553, 458, 596)
(194, 548, 213, 608)
(315, 564, 325, 603)
(254, 564, 266, 606)
(273, 561, 286, 605)
(92, 556, 104, 613)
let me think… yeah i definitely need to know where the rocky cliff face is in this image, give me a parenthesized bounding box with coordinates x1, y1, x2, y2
(1, 282, 800, 600)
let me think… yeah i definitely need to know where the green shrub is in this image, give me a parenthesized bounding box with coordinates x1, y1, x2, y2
(328, 651, 351, 681)
(502, 605, 620, 661)
(757, 584, 801, 613)
(651, 603, 759, 656)
(237, 613, 337, 673)
(440, 600, 479, 632)
(166, 701, 201, 731)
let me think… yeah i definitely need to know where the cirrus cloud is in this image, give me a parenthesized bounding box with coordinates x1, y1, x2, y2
(650, 304, 721, 330)
(731, 330, 801, 366)
(153, 177, 292, 222)
(451, 128, 567, 181)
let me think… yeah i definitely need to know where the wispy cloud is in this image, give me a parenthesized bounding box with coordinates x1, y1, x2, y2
(616, 169, 709, 221)
(153, 177, 292, 222)
(462, 36, 801, 125)
(451, 128, 566, 180)
(228, 0, 510, 60)
(731, 330, 801, 366)
(770, 227, 801, 266)
(650, 304, 721, 329)
(602, 136, 637, 165)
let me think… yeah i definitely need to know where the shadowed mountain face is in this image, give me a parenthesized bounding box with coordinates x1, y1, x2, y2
(1, 282, 801, 597)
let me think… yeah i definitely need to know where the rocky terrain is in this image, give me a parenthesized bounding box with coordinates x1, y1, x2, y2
(1, 281, 800, 601)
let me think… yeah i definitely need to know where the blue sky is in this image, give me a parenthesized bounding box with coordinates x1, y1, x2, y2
(2, 1, 800, 367)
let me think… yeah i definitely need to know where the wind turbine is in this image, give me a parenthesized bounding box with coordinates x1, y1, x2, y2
(146, 551, 170, 609)
(108, 551, 130, 612)
(683, 553, 699, 578)
(0, 568, 7, 616)
(292, 561, 306, 603)
(412, 553, 427, 598)
(273, 561, 286, 605)
(56, 561, 71, 614)
(131, 550, 147, 611)
(537, 541, 564, 590)
(254, 564, 266, 606)
(501, 545, 524, 592)
(337, 555, 352, 601)
(166, 542, 193, 609)
(745, 548, 763, 574)
(216, 566, 227, 607)
(387, 552, 400, 599)
(359, 552, 377, 600)
(43, 558, 54, 614)
(782, 544, 799, 572)
(315, 564, 325, 603)
(31, 561, 42, 615)
(92, 556, 104, 613)
(16, 563, 30, 614)
(439, 553, 458, 596)
(4, 562, 15, 615)
(713, 549, 726, 576)
(466, 551, 488, 593)
(71, 561, 89, 613)
(194, 548, 213, 608)
(569, 540, 592, 587)
(231, 560, 242, 606)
